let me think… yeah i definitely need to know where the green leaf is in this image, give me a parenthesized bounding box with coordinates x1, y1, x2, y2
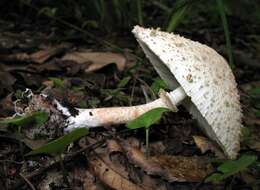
(249, 87, 260, 96)
(0, 112, 48, 128)
(26, 128, 89, 156)
(255, 110, 260, 117)
(38, 7, 57, 17)
(166, 0, 189, 32)
(151, 77, 169, 94)
(127, 108, 169, 129)
(117, 76, 131, 88)
(206, 154, 257, 182)
(205, 173, 225, 182)
(136, 0, 143, 25)
(48, 77, 65, 88)
(241, 127, 253, 145)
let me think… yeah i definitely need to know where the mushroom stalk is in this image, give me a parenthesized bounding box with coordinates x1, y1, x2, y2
(64, 87, 186, 131)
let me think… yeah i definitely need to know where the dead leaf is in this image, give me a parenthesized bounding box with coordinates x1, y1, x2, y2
(0, 52, 30, 62)
(38, 171, 63, 190)
(0, 44, 70, 63)
(125, 146, 164, 176)
(0, 93, 14, 117)
(106, 139, 124, 154)
(86, 137, 169, 190)
(70, 166, 88, 190)
(62, 51, 126, 72)
(89, 154, 144, 190)
(0, 65, 16, 95)
(151, 155, 213, 182)
(193, 135, 225, 159)
(125, 146, 212, 182)
(30, 44, 70, 63)
(124, 137, 141, 148)
(84, 171, 105, 190)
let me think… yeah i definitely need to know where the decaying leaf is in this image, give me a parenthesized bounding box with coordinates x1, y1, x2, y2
(0, 93, 14, 117)
(125, 146, 212, 182)
(62, 51, 126, 72)
(89, 154, 144, 190)
(0, 44, 70, 63)
(193, 135, 225, 159)
(84, 171, 104, 190)
(125, 146, 164, 176)
(30, 44, 70, 63)
(152, 155, 213, 182)
(0, 65, 16, 95)
(106, 139, 124, 154)
(37, 171, 64, 190)
(87, 137, 169, 190)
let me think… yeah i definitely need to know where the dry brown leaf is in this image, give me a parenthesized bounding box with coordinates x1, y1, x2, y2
(0, 44, 69, 63)
(193, 135, 225, 159)
(0, 93, 14, 117)
(125, 146, 164, 176)
(84, 171, 104, 190)
(88, 154, 144, 190)
(106, 139, 124, 154)
(0, 52, 30, 62)
(125, 137, 141, 148)
(62, 51, 126, 72)
(0, 65, 16, 94)
(86, 137, 169, 190)
(124, 145, 212, 182)
(30, 44, 69, 63)
(151, 155, 213, 182)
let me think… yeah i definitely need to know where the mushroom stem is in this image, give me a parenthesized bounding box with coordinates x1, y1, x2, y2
(65, 87, 186, 131)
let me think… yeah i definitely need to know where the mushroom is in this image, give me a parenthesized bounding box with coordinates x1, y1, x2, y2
(56, 26, 241, 159)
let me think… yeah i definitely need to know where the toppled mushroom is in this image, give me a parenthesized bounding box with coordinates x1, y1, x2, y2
(55, 26, 241, 159)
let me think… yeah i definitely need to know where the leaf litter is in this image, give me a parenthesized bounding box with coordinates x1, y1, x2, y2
(0, 11, 259, 190)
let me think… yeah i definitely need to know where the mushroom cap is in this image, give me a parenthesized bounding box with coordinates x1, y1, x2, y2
(132, 26, 242, 159)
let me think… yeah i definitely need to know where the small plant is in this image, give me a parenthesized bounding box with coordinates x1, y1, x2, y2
(206, 154, 257, 182)
(127, 107, 169, 158)
(48, 77, 65, 88)
(26, 127, 89, 186)
(26, 128, 89, 156)
(0, 111, 48, 128)
(151, 77, 169, 94)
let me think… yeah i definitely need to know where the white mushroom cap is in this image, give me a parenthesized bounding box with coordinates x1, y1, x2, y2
(132, 26, 242, 159)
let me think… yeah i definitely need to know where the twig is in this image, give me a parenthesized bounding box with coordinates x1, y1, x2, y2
(0, 160, 24, 165)
(19, 173, 36, 190)
(129, 76, 137, 106)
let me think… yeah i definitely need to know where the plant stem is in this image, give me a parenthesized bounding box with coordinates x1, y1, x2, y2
(137, 0, 143, 25)
(216, 0, 234, 69)
(145, 127, 150, 159)
(58, 154, 70, 187)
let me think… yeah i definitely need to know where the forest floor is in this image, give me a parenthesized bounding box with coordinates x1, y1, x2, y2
(0, 5, 259, 190)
